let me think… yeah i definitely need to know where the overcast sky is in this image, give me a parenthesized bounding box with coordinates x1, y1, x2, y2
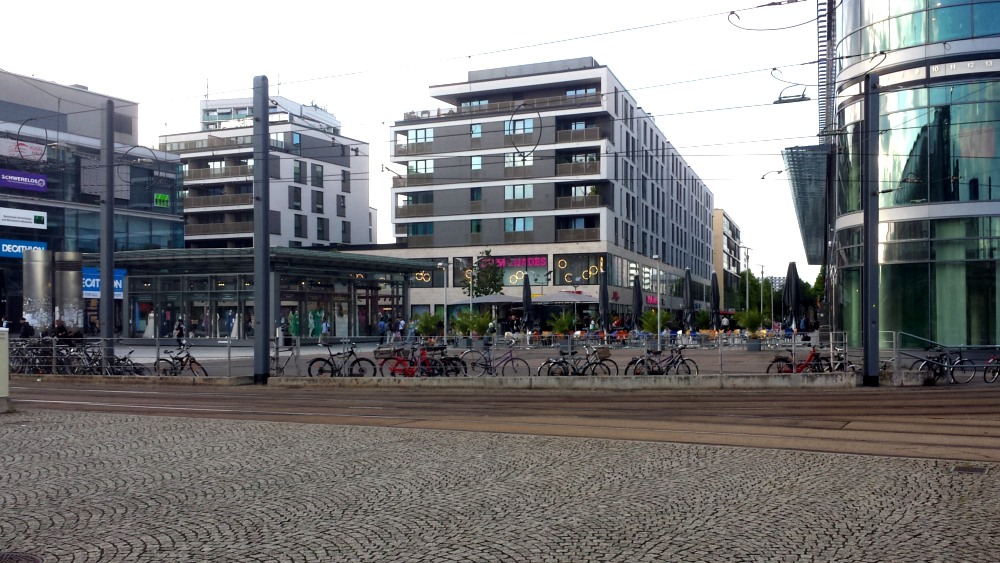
(3, 0, 822, 281)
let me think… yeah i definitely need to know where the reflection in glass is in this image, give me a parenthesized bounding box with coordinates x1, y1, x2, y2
(974, 2, 1000, 37)
(890, 11, 926, 49)
(838, 124, 862, 215)
(928, 5, 972, 43)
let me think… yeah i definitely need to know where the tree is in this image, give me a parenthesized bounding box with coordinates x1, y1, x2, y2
(813, 265, 826, 303)
(411, 311, 442, 336)
(639, 309, 673, 334)
(548, 311, 576, 334)
(461, 249, 505, 298)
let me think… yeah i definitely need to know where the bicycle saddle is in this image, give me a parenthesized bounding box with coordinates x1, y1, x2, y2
(558, 350, 579, 356)
(648, 350, 663, 356)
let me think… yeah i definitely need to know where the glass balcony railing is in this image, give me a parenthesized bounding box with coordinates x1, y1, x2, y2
(184, 221, 254, 236)
(556, 161, 600, 176)
(161, 136, 284, 153)
(556, 128, 602, 143)
(556, 228, 600, 242)
(556, 195, 600, 209)
(402, 92, 601, 121)
(395, 204, 434, 218)
(183, 194, 254, 208)
(393, 173, 433, 188)
(183, 164, 253, 181)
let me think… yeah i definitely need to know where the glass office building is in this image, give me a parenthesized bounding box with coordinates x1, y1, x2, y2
(789, 0, 1000, 346)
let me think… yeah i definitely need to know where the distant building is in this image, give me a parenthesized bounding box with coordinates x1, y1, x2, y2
(160, 96, 373, 249)
(712, 210, 742, 312)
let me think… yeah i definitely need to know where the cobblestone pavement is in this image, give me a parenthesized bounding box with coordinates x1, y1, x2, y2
(2, 409, 997, 562)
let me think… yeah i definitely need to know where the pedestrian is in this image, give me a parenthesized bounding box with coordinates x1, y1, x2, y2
(721, 316, 730, 331)
(174, 320, 184, 348)
(19, 317, 34, 339)
(1, 316, 8, 329)
(377, 316, 387, 344)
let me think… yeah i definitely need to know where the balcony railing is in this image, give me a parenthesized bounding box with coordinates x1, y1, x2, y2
(395, 142, 433, 156)
(504, 231, 534, 244)
(504, 199, 533, 212)
(556, 195, 600, 209)
(504, 166, 533, 179)
(395, 204, 434, 218)
(556, 128, 602, 143)
(184, 221, 254, 236)
(160, 135, 285, 153)
(184, 164, 253, 181)
(393, 173, 433, 188)
(503, 133, 534, 147)
(556, 161, 600, 176)
(407, 235, 434, 248)
(402, 92, 601, 121)
(183, 193, 254, 209)
(556, 228, 600, 242)
(395, 224, 408, 236)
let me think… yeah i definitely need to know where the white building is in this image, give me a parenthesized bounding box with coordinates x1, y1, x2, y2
(160, 96, 373, 248)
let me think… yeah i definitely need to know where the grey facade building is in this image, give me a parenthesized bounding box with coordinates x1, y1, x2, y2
(359, 58, 716, 322)
(160, 96, 373, 249)
(712, 209, 742, 313)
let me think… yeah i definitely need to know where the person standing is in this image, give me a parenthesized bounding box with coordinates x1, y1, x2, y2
(19, 317, 34, 339)
(174, 320, 184, 348)
(377, 316, 387, 344)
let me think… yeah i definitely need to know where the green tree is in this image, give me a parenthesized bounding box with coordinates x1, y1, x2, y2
(639, 309, 673, 334)
(411, 311, 442, 336)
(461, 249, 505, 298)
(451, 310, 493, 336)
(548, 311, 576, 334)
(813, 265, 826, 302)
(696, 310, 711, 330)
(734, 310, 764, 332)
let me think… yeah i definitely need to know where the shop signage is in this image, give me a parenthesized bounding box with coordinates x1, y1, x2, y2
(0, 206, 46, 230)
(0, 168, 47, 193)
(0, 238, 46, 258)
(154, 193, 170, 208)
(481, 255, 547, 268)
(82, 267, 126, 299)
(0, 139, 46, 161)
(646, 295, 658, 305)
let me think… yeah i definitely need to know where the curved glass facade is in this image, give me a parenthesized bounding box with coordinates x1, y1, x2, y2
(837, 0, 1000, 70)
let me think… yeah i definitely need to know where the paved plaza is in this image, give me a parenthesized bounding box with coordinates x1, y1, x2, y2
(1, 409, 997, 562)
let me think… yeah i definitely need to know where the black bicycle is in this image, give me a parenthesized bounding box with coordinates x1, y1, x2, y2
(307, 340, 377, 377)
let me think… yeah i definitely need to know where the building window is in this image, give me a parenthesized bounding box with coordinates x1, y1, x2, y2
(317, 217, 329, 241)
(293, 161, 303, 183)
(294, 214, 307, 238)
(312, 191, 324, 213)
(289, 240, 302, 248)
(369, 228, 372, 243)
(504, 153, 533, 167)
(341, 170, 350, 192)
(504, 184, 533, 199)
(504, 119, 533, 135)
(408, 160, 434, 174)
(337, 194, 347, 218)
(471, 124, 482, 138)
(470, 187, 482, 201)
(471, 219, 482, 233)
(407, 128, 433, 144)
(408, 222, 433, 236)
(471, 156, 482, 170)
(342, 220, 351, 243)
(368, 211, 372, 226)
(311, 164, 323, 187)
(461, 100, 488, 107)
(291, 132, 301, 155)
(289, 186, 301, 210)
(504, 217, 533, 232)
(567, 87, 597, 97)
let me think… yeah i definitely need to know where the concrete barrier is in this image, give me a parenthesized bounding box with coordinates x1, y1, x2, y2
(0, 329, 9, 413)
(12, 374, 254, 386)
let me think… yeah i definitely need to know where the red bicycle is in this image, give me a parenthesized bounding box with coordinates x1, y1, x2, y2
(766, 346, 830, 373)
(379, 343, 445, 377)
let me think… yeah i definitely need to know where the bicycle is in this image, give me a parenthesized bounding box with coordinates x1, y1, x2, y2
(985, 355, 1000, 383)
(537, 345, 610, 377)
(630, 346, 699, 375)
(307, 340, 377, 377)
(154, 344, 207, 377)
(830, 347, 859, 373)
(910, 346, 975, 384)
(766, 346, 830, 374)
(459, 340, 530, 377)
(380, 343, 445, 377)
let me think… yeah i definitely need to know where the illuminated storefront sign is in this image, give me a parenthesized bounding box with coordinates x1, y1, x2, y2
(554, 253, 606, 285)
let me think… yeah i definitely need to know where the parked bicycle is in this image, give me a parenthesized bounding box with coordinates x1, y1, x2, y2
(379, 343, 445, 377)
(766, 346, 830, 374)
(537, 345, 615, 377)
(460, 340, 530, 377)
(154, 344, 207, 377)
(910, 346, 976, 384)
(307, 340, 377, 377)
(985, 355, 1000, 383)
(626, 346, 699, 375)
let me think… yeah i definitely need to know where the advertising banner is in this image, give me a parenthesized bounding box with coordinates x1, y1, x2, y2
(0, 207, 46, 230)
(0, 168, 47, 193)
(0, 239, 46, 258)
(0, 139, 46, 161)
(81, 267, 126, 300)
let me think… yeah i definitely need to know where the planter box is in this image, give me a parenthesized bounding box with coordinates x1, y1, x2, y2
(746, 339, 763, 352)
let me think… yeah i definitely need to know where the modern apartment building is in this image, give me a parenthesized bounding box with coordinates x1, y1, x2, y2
(160, 96, 372, 248)
(787, 0, 1000, 346)
(358, 58, 716, 321)
(0, 69, 183, 327)
(712, 210, 742, 313)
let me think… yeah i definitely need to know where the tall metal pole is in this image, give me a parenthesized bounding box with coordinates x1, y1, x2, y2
(100, 101, 115, 356)
(770, 277, 774, 331)
(441, 263, 448, 344)
(744, 248, 750, 313)
(653, 256, 661, 351)
(861, 73, 880, 386)
(252, 76, 271, 384)
(759, 265, 764, 315)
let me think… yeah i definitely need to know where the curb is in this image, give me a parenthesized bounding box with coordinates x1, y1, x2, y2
(12, 374, 254, 386)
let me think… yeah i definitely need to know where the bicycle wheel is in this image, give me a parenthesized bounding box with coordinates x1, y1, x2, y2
(462, 350, 487, 377)
(680, 358, 698, 375)
(189, 361, 208, 377)
(588, 361, 610, 376)
(443, 357, 467, 377)
(154, 358, 176, 376)
(348, 358, 377, 377)
(633, 359, 651, 376)
(814, 357, 832, 373)
(951, 359, 976, 384)
(308, 358, 335, 377)
(986, 361, 1000, 384)
(378, 358, 392, 377)
(419, 357, 445, 377)
(624, 359, 638, 375)
(673, 359, 692, 375)
(132, 363, 149, 376)
(766, 358, 792, 374)
(502, 357, 531, 377)
(546, 360, 571, 377)
(598, 359, 619, 376)
(536, 360, 553, 377)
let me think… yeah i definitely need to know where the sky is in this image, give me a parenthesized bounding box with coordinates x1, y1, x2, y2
(2, 0, 822, 281)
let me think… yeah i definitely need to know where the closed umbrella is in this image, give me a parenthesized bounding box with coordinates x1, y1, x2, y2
(683, 268, 696, 332)
(522, 276, 532, 332)
(784, 262, 800, 329)
(631, 275, 643, 331)
(599, 271, 610, 332)
(710, 272, 721, 331)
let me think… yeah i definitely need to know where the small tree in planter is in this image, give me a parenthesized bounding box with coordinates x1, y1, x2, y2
(548, 311, 576, 335)
(452, 310, 493, 344)
(696, 310, 711, 331)
(735, 310, 765, 350)
(639, 309, 672, 335)
(412, 311, 442, 337)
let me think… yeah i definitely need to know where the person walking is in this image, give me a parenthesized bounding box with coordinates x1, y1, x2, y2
(174, 320, 185, 348)
(377, 316, 387, 344)
(19, 317, 34, 339)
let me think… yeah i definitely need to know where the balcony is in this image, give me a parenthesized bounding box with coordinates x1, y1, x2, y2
(556, 228, 600, 242)
(556, 161, 600, 176)
(394, 224, 408, 236)
(395, 204, 434, 218)
(470, 233, 481, 245)
(407, 235, 434, 248)
(504, 199, 533, 212)
(184, 164, 253, 181)
(395, 142, 433, 156)
(556, 128, 602, 143)
(402, 92, 601, 122)
(161, 135, 285, 153)
(184, 221, 254, 236)
(505, 231, 534, 244)
(503, 166, 533, 179)
(503, 133, 534, 147)
(556, 195, 600, 209)
(183, 193, 254, 209)
(392, 173, 433, 188)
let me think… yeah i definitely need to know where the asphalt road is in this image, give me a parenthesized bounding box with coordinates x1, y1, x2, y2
(10, 381, 1000, 462)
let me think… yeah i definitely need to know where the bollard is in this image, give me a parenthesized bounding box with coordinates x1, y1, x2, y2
(719, 331, 723, 377)
(893, 331, 900, 374)
(0, 328, 9, 413)
(52, 336, 57, 374)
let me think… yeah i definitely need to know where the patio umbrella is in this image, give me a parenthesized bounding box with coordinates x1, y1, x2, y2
(683, 268, 696, 332)
(631, 274, 643, 331)
(783, 262, 800, 329)
(522, 276, 532, 332)
(710, 272, 721, 331)
(599, 271, 610, 332)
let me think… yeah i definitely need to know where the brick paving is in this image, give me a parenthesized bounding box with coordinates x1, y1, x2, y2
(1, 409, 997, 562)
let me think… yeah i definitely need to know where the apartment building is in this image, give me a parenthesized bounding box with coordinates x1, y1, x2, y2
(357, 58, 716, 320)
(160, 96, 372, 248)
(712, 210, 742, 313)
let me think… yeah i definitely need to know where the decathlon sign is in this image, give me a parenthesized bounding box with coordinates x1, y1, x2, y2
(0, 168, 47, 193)
(0, 239, 47, 258)
(82, 267, 126, 299)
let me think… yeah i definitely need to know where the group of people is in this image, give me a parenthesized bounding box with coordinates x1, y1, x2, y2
(3, 316, 86, 342)
(376, 315, 411, 344)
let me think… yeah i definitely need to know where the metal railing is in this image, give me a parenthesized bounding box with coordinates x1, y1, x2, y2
(556, 195, 599, 209)
(402, 92, 601, 121)
(184, 221, 254, 236)
(556, 228, 600, 242)
(183, 193, 254, 208)
(556, 161, 600, 175)
(556, 128, 602, 143)
(183, 164, 253, 181)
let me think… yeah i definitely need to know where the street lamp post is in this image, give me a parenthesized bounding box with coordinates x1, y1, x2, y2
(738, 245, 752, 313)
(652, 254, 661, 351)
(437, 261, 449, 346)
(759, 264, 764, 316)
